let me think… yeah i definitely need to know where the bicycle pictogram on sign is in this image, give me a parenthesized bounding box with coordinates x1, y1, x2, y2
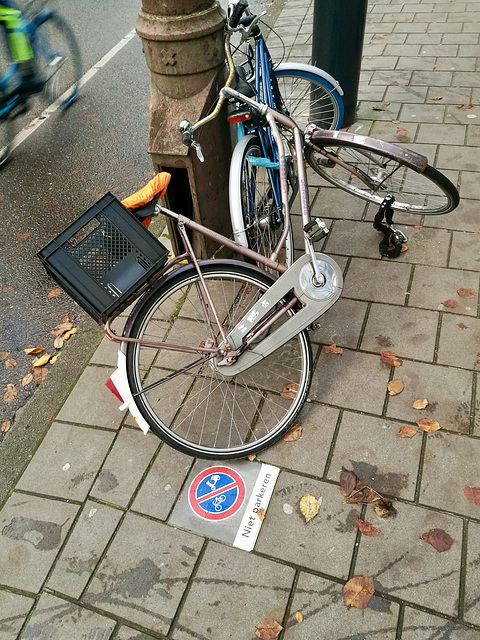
(188, 466, 246, 521)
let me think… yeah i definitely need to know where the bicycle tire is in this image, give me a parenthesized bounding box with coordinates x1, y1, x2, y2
(274, 64, 344, 131)
(306, 137, 459, 215)
(125, 261, 313, 459)
(32, 11, 82, 108)
(229, 133, 295, 268)
(0, 115, 14, 168)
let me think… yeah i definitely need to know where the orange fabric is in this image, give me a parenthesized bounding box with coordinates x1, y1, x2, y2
(141, 215, 152, 229)
(121, 172, 171, 211)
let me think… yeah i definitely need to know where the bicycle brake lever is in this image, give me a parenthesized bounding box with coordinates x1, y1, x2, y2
(192, 141, 204, 163)
(179, 119, 204, 162)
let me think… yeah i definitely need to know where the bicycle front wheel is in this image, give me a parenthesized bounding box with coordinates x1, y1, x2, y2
(229, 134, 294, 269)
(125, 261, 313, 459)
(274, 64, 344, 131)
(306, 140, 459, 214)
(33, 12, 82, 108)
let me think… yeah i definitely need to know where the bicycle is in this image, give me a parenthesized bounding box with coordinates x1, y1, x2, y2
(224, 0, 344, 268)
(40, 73, 458, 460)
(0, 0, 82, 167)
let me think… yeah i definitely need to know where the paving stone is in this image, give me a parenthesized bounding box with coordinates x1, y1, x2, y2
(437, 312, 480, 370)
(283, 572, 399, 639)
(437, 145, 480, 172)
(0, 493, 78, 592)
(402, 607, 480, 638)
(47, 501, 123, 599)
(256, 472, 360, 578)
(309, 349, 391, 415)
(356, 100, 401, 120)
(328, 411, 422, 500)
(406, 33, 443, 45)
(409, 265, 479, 316)
(310, 187, 367, 220)
(421, 433, 480, 517)
(309, 297, 368, 349)
(56, 365, 124, 429)
(369, 120, 418, 144)
(90, 427, 159, 508)
(385, 359, 473, 433)
(370, 70, 412, 85)
(396, 55, 437, 70)
(399, 103, 445, 123)
(464, 521, 480, 626)
(449, 232, 480, 271)
(115, 627, 157, 640)
(426, 198, 480, 233)
(445, 106, 480, 126)
(394, 227, 451, 268)
(384, 84, 428, 103)
(131, 445, 193, 521)
(172, 542, 294, 640)
(16, 422, 115, 501)
(342, 257, 412, 305)
(416, 123, 466, 145)
(354, 502, 463, 615)
(361, 303, 438, 362)
(466, 125, 480, 146)
(455, 171, 480, 200)
(258, 403, 340, 475)
(0, 590, 34, 640)
(21, 592, 116, 639)
(83, 512, 203, 635)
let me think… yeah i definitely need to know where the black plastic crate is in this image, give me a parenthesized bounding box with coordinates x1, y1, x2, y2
(39, 193, 169, 323)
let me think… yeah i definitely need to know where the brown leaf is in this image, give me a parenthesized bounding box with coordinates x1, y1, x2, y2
(356, 517, 382, 537)
(33, 367, 48, 384)
(390, 81, 398, 86)
(457, 103, 474, 109)
(283, 424, 302, 442)
(1, 419, 11, 433)
(343, 576, 375, 609)
(257, 508, 266, 521)
(391, 119, 400, 124)
(457, 323, 468, 330)
(388, 378, 404, 395)
(299, 494, 320, 523)
(430, 96, 443, 101)
(412, 398, 428, 410)
(421, 528, 454, 552)
(49, 322, 74, 336)
(247, 454, 257, 461)
(401, 243, 408, 253)
(417, 418, 441, 433)
(48, 286, 62, 299)
(396, 127, 409, 137)
(32, 353, 51, 367)
(340, 467, 361, 497)
(341, 469, 397, 518)
(463, 486, 480, 506)
(324, 344, 343, 354)
(397, 425, 418, 438)
(373, 501, 397, 518)
(2, 285, 14, 293)
(4, 358, 16, 367)
(18, 231, 31, 239)
(3, 383, 18, 404)
(54, 336, 64, 349)
(281, 382, 298, 399)
(457, 288, 477, 299)
(0, 351, 10, 361)
(61, 313, 70, 323)
(22, 372, 34, 387)
(442, 299, 459, 308)
(381, 350, 402, 367)
(23, 346, 45, 355)
(295, 611, 303, 624)
(255, 618, 283, 639)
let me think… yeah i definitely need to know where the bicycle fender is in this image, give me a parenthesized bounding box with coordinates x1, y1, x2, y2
(275, 62, 344, 96)
(220, 253, 343, 376)
(229, 134, 258, 249)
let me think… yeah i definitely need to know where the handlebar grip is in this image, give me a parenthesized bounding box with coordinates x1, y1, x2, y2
(228, 0, 249, 28)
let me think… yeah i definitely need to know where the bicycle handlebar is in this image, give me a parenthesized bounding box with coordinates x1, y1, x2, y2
(227, 0, 249, 28)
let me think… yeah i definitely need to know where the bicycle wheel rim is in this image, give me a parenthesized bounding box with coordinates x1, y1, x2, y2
(274, 69, 343, 131)
(33, 13, 82, 108)
(306, 143, 459, 214)
(126, 263, 312, 459)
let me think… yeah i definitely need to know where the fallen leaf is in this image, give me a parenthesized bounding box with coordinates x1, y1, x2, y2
(430, 96, 443, 101)
(417, 418, 441, 433)
(391, 119, 400, 124)
(22, 372, 33, 387)
(18, 231, 31, 239)
(457, 288, 476, 299)
(401, 243, 408, 253)
(32, 353, 51, 367)
(343, 576, 375, 609)
(50, 322, 74, 336)
(247, 454, 257, 461)
(61, 313, 70, 323)
(3, 383, 18, 404)
(477, 335, 480, 345)
(33, 367, 48, 384)
(388, 378, 404, 395)
(421, 528, 454, 552)
(396, 127, 409, 137)
(340, 468, 397, 517)
(281, 382, 298, 399)
(257, 508, 266, 521)
(381, 351, 402, 367)
(295, 611, 303, 624)
(397, 425, 418, 438)
(457, 323, 468, 330)
(2, 285, 14, 293)
(0, 351, 10, 361)
(23, 346, 45, 355)
(412, 398, 428, 410)
(414, 224, 423, 229)
(283, 424, 302, 442)
(390, 81, 398, 86)
(50, 354, 60, 364)
(324, 344, 343, 354)
(340, 467, 359, 497)
(255, 618, 283, 639)
(63, 328, 77, 340)
(1, 419, 11, 433)
(442, 299, 459, 308)
(48, 286, 62, 299)
(464, 486, 480, 506)
(4, 358, 16, 367)
(457, 103, 474, 109)
(299, 494, 320, 523)
(356, 517, 382, 537)
(54, 336, 64, 349)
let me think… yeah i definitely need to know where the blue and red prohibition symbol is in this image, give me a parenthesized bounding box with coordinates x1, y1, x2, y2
(188, 466, 246, 521)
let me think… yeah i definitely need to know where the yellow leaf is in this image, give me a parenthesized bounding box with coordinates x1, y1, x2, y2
(63, 328, 77, 340)
(387, 378, 404, 396)
(397, 425, 418, 438)
(48, 286, 62, 299)
(412, 398, 428, 410)
(23, 346, 45, 355)
(247, 454, 257, 461)
(295, 611, 303, 624)
(283, 424, 302, 442)
(257, 508, 266, 521)
(299, 494, 320, 523)
(417, 418, 441, 433)
(343, 576, 375, 609)
(1, 419, 11, 433)
(54, 336, 64, 349)
(324, 344, 343, 354)
(22, 372, 34, 387)
(50, 354, 60, 364)
(32, 353, 51, 367)
(255, 618, 283, 640)
(4, 358, 16, 367)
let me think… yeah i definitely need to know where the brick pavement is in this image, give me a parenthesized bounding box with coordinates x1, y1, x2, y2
(1, 0, 480, 638)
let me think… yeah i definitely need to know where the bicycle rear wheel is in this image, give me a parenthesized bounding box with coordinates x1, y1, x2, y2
(125, 261, 312, 459)
(306, 139, 459, 214)
(32, 12, 82, 108)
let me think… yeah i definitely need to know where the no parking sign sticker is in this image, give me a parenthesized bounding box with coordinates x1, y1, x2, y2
(188, 466, 246, 521)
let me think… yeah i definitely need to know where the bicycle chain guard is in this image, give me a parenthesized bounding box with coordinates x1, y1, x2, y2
(218, 253, 343, 376)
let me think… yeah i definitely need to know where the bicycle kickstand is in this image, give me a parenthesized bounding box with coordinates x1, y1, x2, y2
(373, 194, 408, 258)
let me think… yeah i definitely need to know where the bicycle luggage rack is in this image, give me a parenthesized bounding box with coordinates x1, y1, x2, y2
(38, 193, 170, 324)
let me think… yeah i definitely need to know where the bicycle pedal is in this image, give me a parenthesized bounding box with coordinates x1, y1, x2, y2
(246, 155, 279, 169)
(304, 218, 329, 242)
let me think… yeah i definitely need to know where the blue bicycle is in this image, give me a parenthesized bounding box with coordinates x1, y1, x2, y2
(0, 0, 81, 167)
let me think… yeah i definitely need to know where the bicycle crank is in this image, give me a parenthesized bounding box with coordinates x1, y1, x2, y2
(218, 253, 343, 376)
